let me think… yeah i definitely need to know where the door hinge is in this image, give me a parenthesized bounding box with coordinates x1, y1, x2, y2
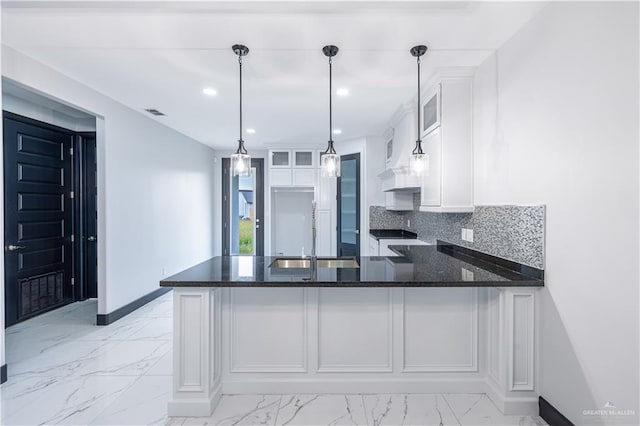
(71, 278, 75, 286)
(70, 191, 75, 199)
(69, 147, 74, 156)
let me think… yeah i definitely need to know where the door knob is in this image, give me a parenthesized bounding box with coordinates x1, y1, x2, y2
(87, 236, 97, 242)
(6, 244, 26, 251)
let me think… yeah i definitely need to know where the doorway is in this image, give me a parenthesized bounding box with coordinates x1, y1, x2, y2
(222, 158, 264, 256)
(337, 153, 361, 257)
(3, 112, 98, 327)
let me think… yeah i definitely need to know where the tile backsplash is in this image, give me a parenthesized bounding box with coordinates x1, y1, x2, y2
(370, 197, 545, 269)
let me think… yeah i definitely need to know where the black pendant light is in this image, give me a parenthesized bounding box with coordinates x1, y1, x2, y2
(320, 45, 340, 178)
(231, 44, 251, 177)
(410, 45, 428, 176)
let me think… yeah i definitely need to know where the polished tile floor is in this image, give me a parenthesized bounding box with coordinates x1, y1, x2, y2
(1, 292, 548, 425)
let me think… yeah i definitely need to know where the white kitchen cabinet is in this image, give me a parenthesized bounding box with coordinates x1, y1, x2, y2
(293, 150, 315, 168)
(270, 168, 292, 186)
(269, 149, 317, 188)
(368, 236, 379, 256)
(270, 150, 291, 168)
(384, 192, 413, 211)
(419, 71, 474, 212)
(293, 169, 315, 186)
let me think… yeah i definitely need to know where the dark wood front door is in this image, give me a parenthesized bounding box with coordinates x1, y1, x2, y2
(4, 112, 74, 326)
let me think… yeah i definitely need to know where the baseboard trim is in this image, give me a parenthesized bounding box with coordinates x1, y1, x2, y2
(1, 364, 6, 384)
(539, 396, 574, 426)
(96, 287, 171, 325)
(222, 378, 486, 395)
(484, 378, 538, 416)
(167, 382, 222, 417)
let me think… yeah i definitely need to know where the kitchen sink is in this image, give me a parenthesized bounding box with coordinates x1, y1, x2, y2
(316, 258, 359, 268)
(269, 257, 359, 269)
(269, 258, 310, 269)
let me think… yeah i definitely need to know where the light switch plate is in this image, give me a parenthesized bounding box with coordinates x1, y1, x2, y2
(461, 229, 466, 240)
(467, 229, 474, 243)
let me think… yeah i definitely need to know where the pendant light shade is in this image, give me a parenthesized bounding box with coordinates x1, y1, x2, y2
(231, 44, 251, 177)
(410, 45, 428, 177)
(320, 45, 341, 178)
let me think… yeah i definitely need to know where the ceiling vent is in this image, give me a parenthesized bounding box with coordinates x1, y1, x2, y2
(145, 108, 165, 116)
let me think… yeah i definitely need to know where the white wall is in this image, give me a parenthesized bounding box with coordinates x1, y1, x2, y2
(2, 92, 96, 132)
(473, 2, 639, 424)
(2, 46, 216, 315)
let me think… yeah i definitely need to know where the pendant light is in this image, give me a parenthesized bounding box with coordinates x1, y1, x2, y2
(409, 45, 428, 176)
(320, 45, 340, 178)
(231, 44, 251, 177)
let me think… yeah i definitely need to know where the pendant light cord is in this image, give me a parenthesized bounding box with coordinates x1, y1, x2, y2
(417, 56, 420, 143)
(238, 54, 245, 152)
(413, 55, 424, 155)
(329, 56, 333, 143)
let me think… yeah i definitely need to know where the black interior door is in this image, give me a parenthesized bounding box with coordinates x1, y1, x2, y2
(337, 153, 360, 257)
(80, 133, 98, 298)
(78, 133, 98, 299)
(3, 112, 74, 326)
(222, 158, 264, 256)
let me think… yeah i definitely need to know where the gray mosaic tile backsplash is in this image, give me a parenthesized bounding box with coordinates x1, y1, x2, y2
(370, 198, 545, 269)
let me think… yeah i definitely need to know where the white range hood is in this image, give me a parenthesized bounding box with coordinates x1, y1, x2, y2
(377, 167, 421, 192)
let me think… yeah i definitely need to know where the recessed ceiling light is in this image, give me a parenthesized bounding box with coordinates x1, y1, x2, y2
(333, 129, 342, 135)
(336, 88, 349, 96)
(202, 87, 218, 96)
(246, 128, 256, 134)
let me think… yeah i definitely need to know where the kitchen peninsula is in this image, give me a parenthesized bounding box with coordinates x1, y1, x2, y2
(160, 242, 543, 418)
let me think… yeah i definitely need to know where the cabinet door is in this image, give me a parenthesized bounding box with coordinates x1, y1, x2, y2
(420, 127, 442, 207)
(270, 150, 291, 168)
(293, 150, 314, 168)
(292, 169, 315, 186)
(270, 169, 292, 186)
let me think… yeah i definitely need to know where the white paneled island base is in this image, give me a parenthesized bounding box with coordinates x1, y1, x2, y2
(168, 287, 539, 417)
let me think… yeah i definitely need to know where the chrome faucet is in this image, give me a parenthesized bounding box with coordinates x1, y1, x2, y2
(311, 201, 317, 259)
(310, 201, 317, 280)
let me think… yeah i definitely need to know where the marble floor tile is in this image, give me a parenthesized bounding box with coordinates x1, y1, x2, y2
(8, 339, 113, 378)
(90, 375, 172, 425)
(130, 295, 173, 319)
(1, 375, 138, 426)
(0, 375, 63, 420)
(78, 315, 153, 342)
(363, 394, 459, 426)
(443, 394, 547, 426)
(128, 316, 173, 341)
(275, 394, 367, 426)
(78, 339, 172, 376)
(179, 394, 282, 426)
(146, 349, 173, 376)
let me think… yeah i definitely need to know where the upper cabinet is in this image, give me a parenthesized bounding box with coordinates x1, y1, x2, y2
(269, 149, 316, 187)
(419, 70, 474, 212)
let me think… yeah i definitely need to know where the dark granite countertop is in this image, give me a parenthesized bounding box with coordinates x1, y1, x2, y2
(369, 229, 417, 240)
(161, 242, 544, 288)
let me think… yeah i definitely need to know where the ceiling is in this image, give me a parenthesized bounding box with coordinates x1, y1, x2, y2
(1, 1, 546, 149)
